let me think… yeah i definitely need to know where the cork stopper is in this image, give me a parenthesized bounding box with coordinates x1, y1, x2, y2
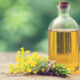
(59, 2, 68, 9)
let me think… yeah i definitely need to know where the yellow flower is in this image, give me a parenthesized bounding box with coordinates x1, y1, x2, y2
(32, 52, 37, 58)
(43, 57, 46, 61)
(9, 64, 13, 69)
(33, 70, 38, 74)
(27, 68, 32, 73)
(26, 56, 33, 65)
(13, 71, 18, 74)
(20, 58, 24, 63)
(9, 64, 13, 73)
(29, 61, 33, 65)
(9, 48, 49, 74)
(15, 64, 18, 68)
(41, 68, 45, 72)
(28, 57, 32, 61)
(27, 55, 31, 59)
(21, 50, 25, 56)
(20, 63, 24, 68)
(51, 64, 55, 70)
(26, 50, 30, 53)
(22, 69, 25, 73)
(17, 50, 21, 55)
(27, 58, 33, 64)
(31, 62, 37, 67)
(15, 57, 20, 62)
(21, 67, 25, 73)
(9, 69, 13, 73)
(38, 55, 42, 59)
(20, 47, 24, 51)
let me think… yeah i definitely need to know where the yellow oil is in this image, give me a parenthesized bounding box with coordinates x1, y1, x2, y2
(48, 30, 79, 71)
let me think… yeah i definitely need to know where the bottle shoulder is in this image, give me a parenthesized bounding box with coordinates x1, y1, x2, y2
(48, 16, 79, 31)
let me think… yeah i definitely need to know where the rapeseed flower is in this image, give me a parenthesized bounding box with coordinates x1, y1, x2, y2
(9, 64, 13, 73)
(20, 58, 24, 63)
(27, 68, 32, 73)
(51, 64, 55, 70)
(20, 47, 24, 51)
(26, 50, 30, 53)
(41, 68, 45, 72)
(17, 50, 21, 55)
(9, 69, 13, 73)
(32, 52, 37, 58)
(43, 57, 46, 61)
(9, 64, 13, 69)
(38, 55, 42, 60)
(31, 61, 37, 67)
(9, 47, 48, 74)
(33, 70, 38, 74)
(15, 57, 20, 62)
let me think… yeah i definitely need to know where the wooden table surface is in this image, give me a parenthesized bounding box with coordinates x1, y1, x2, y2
(0, 52, 80, 80)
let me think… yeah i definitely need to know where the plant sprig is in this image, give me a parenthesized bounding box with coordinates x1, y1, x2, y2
(52, 64, 70, 77)
(8, 47, 71, 77)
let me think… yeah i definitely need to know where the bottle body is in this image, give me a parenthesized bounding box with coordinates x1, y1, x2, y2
(48, 30, 79, 70)
(48, 2, 79, 71)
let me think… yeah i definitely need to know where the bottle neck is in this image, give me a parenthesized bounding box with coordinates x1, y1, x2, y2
(58, 5, 70, 17)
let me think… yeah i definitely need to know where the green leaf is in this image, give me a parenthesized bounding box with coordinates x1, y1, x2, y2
(52, 64, 71, 77)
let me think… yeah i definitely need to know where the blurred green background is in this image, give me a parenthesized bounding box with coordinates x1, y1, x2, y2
(0, 0, 80, 52)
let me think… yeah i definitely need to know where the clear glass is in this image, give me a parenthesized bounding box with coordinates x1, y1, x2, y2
(48, 4, 79, 71)
(48, 5, 78, 31)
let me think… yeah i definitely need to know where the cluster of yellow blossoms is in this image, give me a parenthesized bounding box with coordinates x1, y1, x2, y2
(9, 47, 48, 74)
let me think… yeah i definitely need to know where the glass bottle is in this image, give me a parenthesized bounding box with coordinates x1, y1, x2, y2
(48, 2, 79, 71)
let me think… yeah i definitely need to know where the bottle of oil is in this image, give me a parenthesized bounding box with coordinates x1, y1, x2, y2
(48, 2, 79, 71)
